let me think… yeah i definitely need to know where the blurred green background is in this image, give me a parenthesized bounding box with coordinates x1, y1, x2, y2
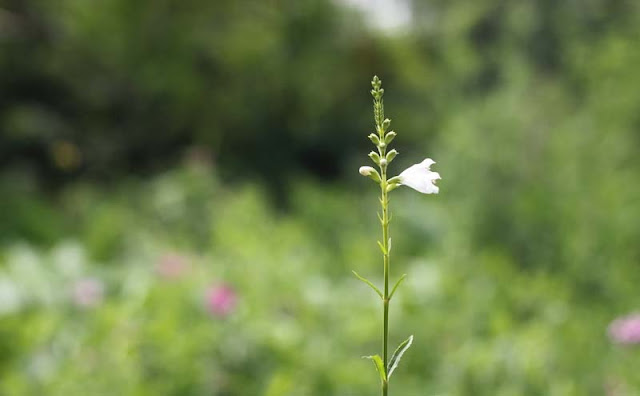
(1, 0, 640, 394)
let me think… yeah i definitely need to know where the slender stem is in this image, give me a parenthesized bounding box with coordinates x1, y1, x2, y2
(371, 76, 391, 396)
(380, 132, 390, 396)
(382, 178, 391, 395)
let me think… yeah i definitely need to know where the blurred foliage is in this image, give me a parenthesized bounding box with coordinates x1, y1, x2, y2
(2, 0, 640, 394)
(0, 165, 639, 395)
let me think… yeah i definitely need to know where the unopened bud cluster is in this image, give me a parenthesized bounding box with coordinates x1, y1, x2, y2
(359, 77, 440, 195)
(362, 76, 400, 192)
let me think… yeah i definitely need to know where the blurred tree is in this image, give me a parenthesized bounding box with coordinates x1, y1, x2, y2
(0, 0, 392, 196)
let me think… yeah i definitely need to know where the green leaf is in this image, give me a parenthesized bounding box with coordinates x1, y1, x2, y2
(363, 354, 386, 384)
(352, 271, 383, 299)
(377, 241, 387, 255)
(388, 273, 406, 300)
(388, 335, 413, 379)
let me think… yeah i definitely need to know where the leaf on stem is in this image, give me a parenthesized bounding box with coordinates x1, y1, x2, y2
(377, 241, 387, 255)
(387, 335, 413, 379)
(352, 271, 383, 299)
(388, 273, 407, 300)
(363, 354, 386, 384)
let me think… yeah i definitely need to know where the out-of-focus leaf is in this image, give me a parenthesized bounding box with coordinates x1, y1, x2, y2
(388, 335, 413, 379)
(364, 354, 386, 384)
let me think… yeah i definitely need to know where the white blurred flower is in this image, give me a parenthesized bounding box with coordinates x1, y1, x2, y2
(397, 158, 441, 194)
(0, 277, 22, 315)
(52, 240, 87, 278)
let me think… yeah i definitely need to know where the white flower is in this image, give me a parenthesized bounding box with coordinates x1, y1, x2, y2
(397, 158, 441, 194)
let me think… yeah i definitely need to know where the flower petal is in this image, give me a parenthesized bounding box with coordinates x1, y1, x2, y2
(398, 159, 440, 194)
(418, 158, 436, 169)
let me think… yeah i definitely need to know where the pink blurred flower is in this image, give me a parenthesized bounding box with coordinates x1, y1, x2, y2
(608, 313, 640, 345)
(205, 284, 237, 317)
(156, 253, 189, 279)
(73, 278, 104, 308)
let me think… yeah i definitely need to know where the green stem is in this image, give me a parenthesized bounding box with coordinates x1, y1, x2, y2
(380, 139, 390, 396)
(371, 76, 391, 396)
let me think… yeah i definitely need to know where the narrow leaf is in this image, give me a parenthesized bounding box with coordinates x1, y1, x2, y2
(363, 354, 386, 384)
(387, 238, 392, 253)
(388, 274, 407, 300)
(352, 271, 383, 299)
(377, 241, 387, 255)
(388, 335, 413, 378)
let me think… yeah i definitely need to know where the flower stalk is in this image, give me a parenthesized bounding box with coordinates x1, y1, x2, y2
(376, 76, 393, 396)
(356, 76, 440, 395)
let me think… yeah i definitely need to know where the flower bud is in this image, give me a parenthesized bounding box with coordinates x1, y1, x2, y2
(372, 75, 382, 89)
(379, 158, 387, 166)
(386, 149, 398, 163)
(368, 133, 380, 145)
(388, 176, 402, 184)
(386, 182, 400, 193)
(382, 119, 391, 131)
(368, 151, 381, 165)
(384, 131, 397, 144)
(359, 166, 374, 176)
(359, 166, 381, 183)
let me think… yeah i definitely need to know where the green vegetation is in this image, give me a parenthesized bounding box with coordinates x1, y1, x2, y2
(2, 0, 640, 394)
